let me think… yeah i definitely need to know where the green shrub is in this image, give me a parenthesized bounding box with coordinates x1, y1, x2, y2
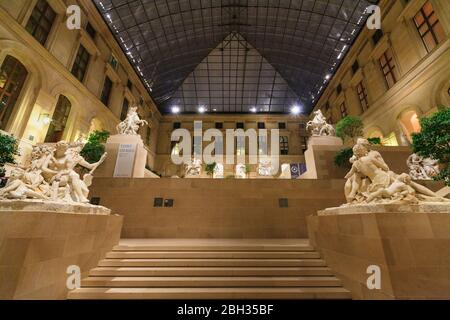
(334, 148, 353, 168)
(80, 130, 110, 164)
(412, 108, 450, 186)
(204, 162, 217, 176)
(367, 137, 381, 145)
(336, 116, 364, 142)
(0, 133, 20, 176)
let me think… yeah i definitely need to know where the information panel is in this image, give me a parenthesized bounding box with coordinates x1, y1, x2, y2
(113, 143, 137, 177)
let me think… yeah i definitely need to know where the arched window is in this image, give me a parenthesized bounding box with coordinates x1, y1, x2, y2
(398, 110, 421, 144)
(0, 55, 29, 130)
(45, 95, 71, 142)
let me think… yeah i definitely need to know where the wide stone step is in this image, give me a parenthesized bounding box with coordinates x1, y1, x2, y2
(106, 251, 320, 259)
(89, 266, 335, 277)
(68, 287, 351, 300)
(113, 245, 315, 252)
(98, 258, 327, 267)
(81, 276, 342, 287)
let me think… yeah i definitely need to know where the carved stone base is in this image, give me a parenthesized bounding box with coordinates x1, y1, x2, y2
(0, 199, 111, 215)
(319, 202, 450, 216)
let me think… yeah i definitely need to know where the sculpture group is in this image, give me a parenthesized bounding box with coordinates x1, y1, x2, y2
(117, 106, 148, 135)
(0, 141, 106, 204)
(306, 110, 335, 136)
(344, 138, 448, 205)
(407, 153, 440, 180)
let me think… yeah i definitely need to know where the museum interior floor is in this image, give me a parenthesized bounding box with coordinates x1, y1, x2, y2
(68, 239, 351, 299)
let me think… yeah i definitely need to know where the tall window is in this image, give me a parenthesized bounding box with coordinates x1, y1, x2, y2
(45, 95, 71, 142)
(280, 136, 289, 155)
(0, 56, 28, 130)
(25, 0, 56, 46)
(379, 48, 397, 89)
(100, 77, 113, 106)
(120, 98, 129, 121)
(71, 45, 90, 82)
(340, 102, 347, 118)
(356, 81, 369, 111)
(414, 1, 445, 53)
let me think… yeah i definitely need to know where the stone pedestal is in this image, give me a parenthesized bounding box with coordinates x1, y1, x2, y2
(95, 134, 147, 178)
(299, 136, 343, 179)
(307, 203, 450, 299)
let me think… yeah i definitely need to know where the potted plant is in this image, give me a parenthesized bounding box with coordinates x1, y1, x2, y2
(412, 108, 450, 186)
(0, 132, 20, 187)
(245, 164, 251, 177)
(204, 162, 217, 177)
(336, 116, 364, 145)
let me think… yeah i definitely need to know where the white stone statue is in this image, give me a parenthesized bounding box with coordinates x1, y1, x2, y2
(407, 153, 440, 180)
(235, 163, 247, 179)
(213, 163, 224, 179)
(343, 138, 449, 205)
(0, 141, 108, 211)
(279, 164, 291, 179)
(185, 157, 202, 177)
(258, 158, 273, 176)
(306, 110, 335, 136)
(116, 106, 148, 135)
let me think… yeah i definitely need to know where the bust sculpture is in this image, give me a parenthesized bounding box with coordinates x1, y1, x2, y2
(0, 141, 107, 205)
(407, 153, 440, 180)
(213, 163, 224, 179)
(235, 163, 247, 179)
(306, 110, 335, 136)
(279, 163, 291, 179)
(343, 138, 449, 205)
(116, 106, 148, 135)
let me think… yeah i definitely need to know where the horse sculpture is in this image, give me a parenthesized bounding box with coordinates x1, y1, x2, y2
(306, 110, 335, 136)
(117, 106, 148, 135)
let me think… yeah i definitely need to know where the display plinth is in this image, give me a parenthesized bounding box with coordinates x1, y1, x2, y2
(308, 202, 450, 299)
(0, 199, 111, 215)
(95, 134, 147, 178)
(299, 136, 343, 179)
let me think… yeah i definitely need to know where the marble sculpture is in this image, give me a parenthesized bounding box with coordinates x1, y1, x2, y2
(116, 106, 148, 135)
(344, 138, 449, 205)
(306, 110, 335, 136)
(407, 153, 440, 180)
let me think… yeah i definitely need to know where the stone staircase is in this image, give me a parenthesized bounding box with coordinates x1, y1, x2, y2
(68, 239, 351, 299)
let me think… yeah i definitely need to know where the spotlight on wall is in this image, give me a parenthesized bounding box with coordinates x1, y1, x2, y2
(198, 106, 207, 113)
(250, 107, 257, 113)
(171, 106, 180, 114)
(290, 105, 301, 115)
(39, 113, 52, 125)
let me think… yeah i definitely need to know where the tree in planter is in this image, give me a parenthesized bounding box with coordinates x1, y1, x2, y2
(204, 162, 217, 177)
(336, 116, 364, 144)
(80, 130, 110, 164)
(0, 133, 20, 178)
(412, 108, 450, 186)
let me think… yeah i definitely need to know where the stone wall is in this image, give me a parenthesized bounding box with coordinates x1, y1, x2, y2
(90, 178, 347, 238)
(303, 145, 412, 179)
(0, 212, 123, 299)
(307, 201, 450, 299)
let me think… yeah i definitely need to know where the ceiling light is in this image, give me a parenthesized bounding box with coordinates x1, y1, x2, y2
(198, 106, 207, 113)
(250, 107, 257, 113)
(171, 106, 180, 114)
(325, 74, 331, 80)
(291, 105, 301, 115)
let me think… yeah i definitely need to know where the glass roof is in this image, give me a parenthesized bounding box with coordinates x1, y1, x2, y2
(94, 0, 374, 114)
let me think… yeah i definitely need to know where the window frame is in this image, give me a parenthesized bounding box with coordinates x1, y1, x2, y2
(413, 1, 445, 53)
(379, 48, 397, 89)
(356, 81, 369, 111)
(100, 76, 113, 107)
(25, 0, 57, 46)
(339, 101, 348, 118)
(279, 136, 289, 155)
(71, 45, 91, 83)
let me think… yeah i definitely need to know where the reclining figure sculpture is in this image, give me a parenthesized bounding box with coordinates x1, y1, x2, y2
(344, 138, 449, 205)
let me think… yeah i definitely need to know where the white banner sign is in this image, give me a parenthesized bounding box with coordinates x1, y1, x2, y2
(113, 143, 137, 177)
